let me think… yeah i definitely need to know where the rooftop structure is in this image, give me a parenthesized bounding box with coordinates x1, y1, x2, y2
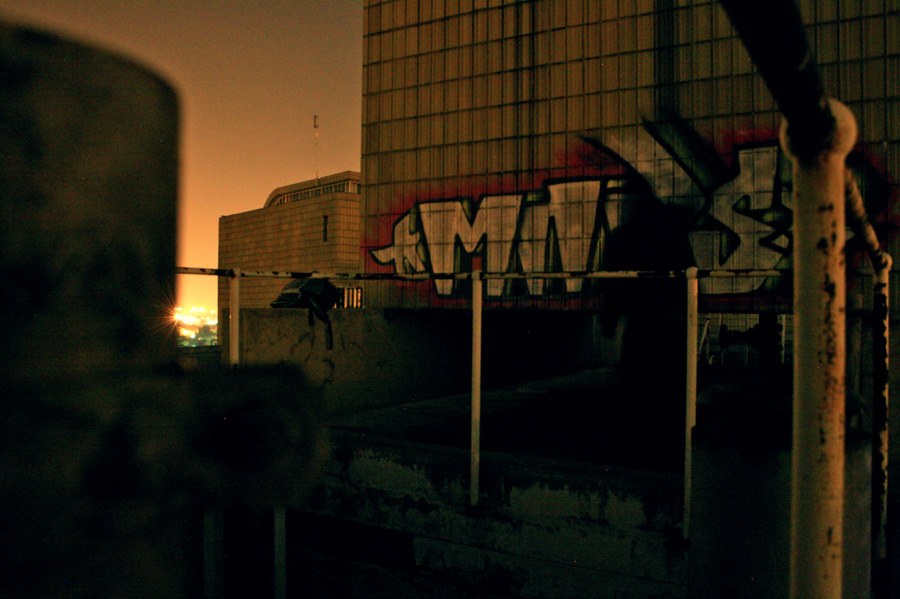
(218, 171, 362, 310)
(264, 170, 361, 208)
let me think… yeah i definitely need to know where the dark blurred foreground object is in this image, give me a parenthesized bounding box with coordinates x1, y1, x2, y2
(2, 367, 328, 599)
(0, 22, 326, 599)
(717, 0, 834, 160)
(271, 277, 340, 349)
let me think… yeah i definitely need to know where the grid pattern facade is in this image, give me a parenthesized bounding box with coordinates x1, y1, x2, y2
(218, 178, 361, 310)
(361, 0, 900, 309)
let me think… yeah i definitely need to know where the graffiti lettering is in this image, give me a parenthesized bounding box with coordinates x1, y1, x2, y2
(371, 120, 888, 299)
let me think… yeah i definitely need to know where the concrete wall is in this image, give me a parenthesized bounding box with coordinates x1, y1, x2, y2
(296, 430, 686, 598)
(687, 378, 873, 598)
(284, 361, 887, 598)
(221, 307, 614, 414)
(176, 345, 222, 370)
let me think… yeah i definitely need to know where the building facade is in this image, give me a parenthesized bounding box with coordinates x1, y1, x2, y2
(218, 171, 362, 310)
(361, 0, 899, 311)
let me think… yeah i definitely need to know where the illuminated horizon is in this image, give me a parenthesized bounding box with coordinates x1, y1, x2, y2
(0, 0, 363, 311)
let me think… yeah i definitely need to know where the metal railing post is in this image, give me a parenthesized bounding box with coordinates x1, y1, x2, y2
(684, 266, 699, 539)
(274, 507, 287, 599)
(873, 256, 891, 594)
(470, 271, 483, 507)
(846, 167, 892, 596)
(782, 99, 857, 599)
(229, 268, 241, 367)
(203, 510, 223, 599)
(716, 2, 862, 594)
(209, 268, 241, 599)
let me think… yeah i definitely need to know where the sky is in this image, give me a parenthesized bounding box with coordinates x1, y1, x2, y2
(0, 0, 363, 310)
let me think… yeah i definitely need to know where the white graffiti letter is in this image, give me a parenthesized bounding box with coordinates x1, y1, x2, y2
(370, 210, 426, 273)
(516, 180, 603, 294)
(419, 195, 521, 296)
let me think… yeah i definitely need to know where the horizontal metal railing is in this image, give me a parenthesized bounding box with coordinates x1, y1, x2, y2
(180, 264, 887, 596)
(177, 265, 790, 280)
(178, 266, 794, 515)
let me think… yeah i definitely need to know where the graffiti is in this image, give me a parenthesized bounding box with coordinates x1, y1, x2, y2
(371, 117, 889, 300)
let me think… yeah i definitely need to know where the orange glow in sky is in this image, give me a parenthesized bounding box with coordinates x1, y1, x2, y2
(0, 0, 362, 309)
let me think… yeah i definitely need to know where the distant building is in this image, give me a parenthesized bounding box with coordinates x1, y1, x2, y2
(218, 171, 362, 311)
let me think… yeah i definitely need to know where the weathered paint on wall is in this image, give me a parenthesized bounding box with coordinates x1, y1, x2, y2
(300, 428, 686, 598)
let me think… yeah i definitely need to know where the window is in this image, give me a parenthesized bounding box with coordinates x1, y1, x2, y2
(338, 287, 363, 308)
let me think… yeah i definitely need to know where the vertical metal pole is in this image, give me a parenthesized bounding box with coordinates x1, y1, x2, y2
(873, 256, 891, 596)
(209, 269, 240, 599)
(229, 268, 241, 367)
(274, 508, 287, 599)
(782, 99, 857, 599)
(684, 267, 699, 539)
(203, 510, 223, 599)
(470, 271, 483, 507)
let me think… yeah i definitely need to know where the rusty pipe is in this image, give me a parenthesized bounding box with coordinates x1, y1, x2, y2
(845, 168, 892, 592)
(716, 1, 858, 594)
(845, 171, 888, 267)
(781, 99, 857, 599)
(718, 0, 835, 160)
(872, 255, 891, 592)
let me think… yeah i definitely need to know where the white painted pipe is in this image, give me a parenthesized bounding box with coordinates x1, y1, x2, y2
(781, 99, 857, 599)
(684, 266, 699, 539)
(470, 271, 483, 506)
(229, 268, 241, 367)
(274, 507, 286, 599)
(210, 268, 241, 599)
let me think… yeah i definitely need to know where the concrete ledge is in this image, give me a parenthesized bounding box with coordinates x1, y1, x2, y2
(222, 308, 612, 414)
(301, 429, 685, 598)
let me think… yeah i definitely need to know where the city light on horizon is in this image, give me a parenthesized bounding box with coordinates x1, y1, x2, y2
(172, 306, 217, 324)
(171, 306, 218, 346)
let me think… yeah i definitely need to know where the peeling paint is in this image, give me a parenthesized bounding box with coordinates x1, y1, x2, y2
(508, 484, 585, 522)
(348, 450, 436, 498)
(605, 492, 647, 529)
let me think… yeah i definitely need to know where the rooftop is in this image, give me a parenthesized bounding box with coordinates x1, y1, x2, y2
(264, 171, 361, 208)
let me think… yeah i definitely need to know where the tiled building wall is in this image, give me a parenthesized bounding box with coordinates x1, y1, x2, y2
(361, 0, 900, 310)
(218, 192, 361, 310)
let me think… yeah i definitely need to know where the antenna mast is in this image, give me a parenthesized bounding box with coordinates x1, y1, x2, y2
(313, 114, 319, 184)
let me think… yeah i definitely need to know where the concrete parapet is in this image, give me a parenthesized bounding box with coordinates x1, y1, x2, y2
(298, 430, 686, 598)
(224, 307, 612, 414)
(687, 376, 873, 599)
